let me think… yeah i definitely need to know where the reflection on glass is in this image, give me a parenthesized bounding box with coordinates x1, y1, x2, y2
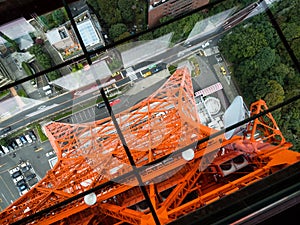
(0, 1, 300, 225)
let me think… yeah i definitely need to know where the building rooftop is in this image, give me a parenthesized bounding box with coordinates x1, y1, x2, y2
(46, 27, 70, 45)
(77, 19, 100, 47)
(0, 18, 35, 49)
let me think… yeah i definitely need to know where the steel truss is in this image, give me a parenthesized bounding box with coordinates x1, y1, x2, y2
(1, 67, 299, 225)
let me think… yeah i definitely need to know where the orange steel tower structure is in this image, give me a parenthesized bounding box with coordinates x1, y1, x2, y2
(1, 67, 300, 225)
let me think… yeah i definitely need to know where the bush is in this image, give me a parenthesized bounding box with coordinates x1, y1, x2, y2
(21, 62, 33, 76)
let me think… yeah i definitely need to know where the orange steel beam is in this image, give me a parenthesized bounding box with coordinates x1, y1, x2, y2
(1, 67, 300, 225)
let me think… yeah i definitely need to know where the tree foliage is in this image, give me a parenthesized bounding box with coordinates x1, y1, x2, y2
(86, 0, 146, 41)
(29, 44, 60, 81)
(219, 0, 300, 150)
(52, 8, 67, 26)
(109, 23, 128, 40)
(220, 26, 268, 62)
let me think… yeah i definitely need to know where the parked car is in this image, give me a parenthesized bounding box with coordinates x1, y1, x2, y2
(26, 173, 36, 181)
(18, 183, 29, 195)
(9, 167, 20, 175)
(96, 102, 106, 109)
(28, 131, 37, 141)
(215, 54, 223, 62)
(21, 165, 32, 173)
(13, 175, 24, 184)
(20, 136, 27, 144)
(11, 141, 18, 149)
(28, 177, 38, 187)
(25, 134, 32, 143)
(16, 179, 26, 187)
(109, 99, 121, 107)
(11, 171, 22, 179)
(46, 151, 55, 157)
(15, 138, 23, 147)
(8, 145, 14, 151)
(220, 66, 226, 75)
(0, 145, 9, 154)
(143, 71, 152, 78)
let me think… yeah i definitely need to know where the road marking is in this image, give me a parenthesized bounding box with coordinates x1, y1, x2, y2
(0, 163, 7, 168)
(35, 147, 43, 152)
(0, 176, 16, 199)
(1, 193, 9, 205)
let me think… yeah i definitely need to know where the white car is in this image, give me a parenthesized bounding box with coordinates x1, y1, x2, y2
(46, 151, 55, 157)
(25, 134, 32, 143)
(9, 167, 20, 175)
(15, 138, 23, 147)
(1, 145, 9, 154)
(13, 175, 24, 184)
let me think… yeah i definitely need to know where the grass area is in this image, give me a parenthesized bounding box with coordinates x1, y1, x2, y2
(21, 62, 33, 76)
(35, 124, 48, 142)
(0, 90, 10, 99)
(168, 65, 178, 75)
(52, 111, 73, 121)
(17, 89, 27, 97)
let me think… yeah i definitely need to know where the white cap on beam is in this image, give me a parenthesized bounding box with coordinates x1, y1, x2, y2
(84, 192, 97, 206)
(182, 148, 195, 161)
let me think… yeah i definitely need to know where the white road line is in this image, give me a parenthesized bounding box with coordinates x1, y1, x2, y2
(1, 193, 10, 205)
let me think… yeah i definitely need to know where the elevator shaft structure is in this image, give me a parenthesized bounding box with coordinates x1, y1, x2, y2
(0, 67, 299, 225)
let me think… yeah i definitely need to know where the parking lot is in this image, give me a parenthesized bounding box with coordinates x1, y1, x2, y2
(8, 160, 40, 197)
(0, 128, 55, 211)
(0, 130, 38, 158)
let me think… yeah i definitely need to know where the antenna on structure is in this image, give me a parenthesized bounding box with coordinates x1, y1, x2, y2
(223, 96, 247, 140)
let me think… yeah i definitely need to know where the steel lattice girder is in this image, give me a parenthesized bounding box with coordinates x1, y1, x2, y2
(1, 67, 300, 225)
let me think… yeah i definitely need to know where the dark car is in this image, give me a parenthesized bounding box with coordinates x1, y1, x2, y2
(26, 173, 36, 181)
(96, 102, 106, 109)
(11, 141, 18, 149)
(28, 177, 38, 187)
(21, 165, 32, 173)
(0, 126, 11, 135)
(16, 179, 26, 187)
(12, 171, 22, 178)
(28, 131, 37, 141)
(18, 183, 28, 192)
(8, 145, 14, 151)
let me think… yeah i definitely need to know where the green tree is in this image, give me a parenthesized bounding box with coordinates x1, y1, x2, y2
(118, 0, 135, 23)
(219, 26, 268, 63)
(253, 47, 276, 74)
(97, 0, 122, 27)
(263, 80, 285, 108)
(0, 138, 8, 146)
(109, 23, 127, 40)
(86, 0, 100, 12)
(52, 8, 66, 26)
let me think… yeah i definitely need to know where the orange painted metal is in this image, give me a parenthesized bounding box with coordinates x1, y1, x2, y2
(0, 67, 299, 225)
